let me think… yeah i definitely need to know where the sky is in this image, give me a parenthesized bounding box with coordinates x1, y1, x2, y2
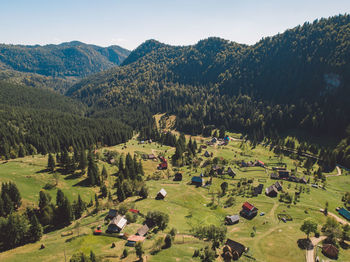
(0, 0, 349, 50)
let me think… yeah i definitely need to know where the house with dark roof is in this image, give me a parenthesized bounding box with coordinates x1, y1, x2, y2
(225, 215, 240, 225)
(227, 167, 236, 177)
(156, 188, 167, 200)
(322, 244, 339, 258)
(240, 202, 258, 219)
(274, 181, 283, 191)
(173, 172, 182, 181)
(299, 177, 308, 184)
(265, 185, 278, 197)
(191, 176, 203, 186)
(338, 207, 350, 221)
(136, 224, 149, 237)
(223, 239, 246, 261)
(107, 215, 127, 233)
(204, 151, 210, 157)
(278, 170, 290, 179)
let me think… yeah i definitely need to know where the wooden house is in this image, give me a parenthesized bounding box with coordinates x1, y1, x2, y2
(270, 173, 279, 179)
(107, 215, 127, 233)
(266, 185, 278, 197)
(227, 167, 236, 177)
(278, 170, 290, 179)
(223, 239, 246, 261)
(240, 202, 258, 219)
(126, 235, 145, 247)
(299, 177, 308, 184)
(253, 184, 263, 196)
(225, 215, 240, 225)
(156, 188, 167, 199)
(274, 181, 283, 191)
(136, 224, 149, 237)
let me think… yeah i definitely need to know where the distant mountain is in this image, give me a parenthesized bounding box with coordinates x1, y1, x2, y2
(0, 41, 130, 78)
(68, 15, 350, 147)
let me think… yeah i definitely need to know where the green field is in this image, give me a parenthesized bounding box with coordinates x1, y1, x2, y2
(0, 135, 349, 261)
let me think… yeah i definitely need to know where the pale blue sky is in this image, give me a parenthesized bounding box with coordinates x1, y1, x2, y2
(0, 0, 349, 50)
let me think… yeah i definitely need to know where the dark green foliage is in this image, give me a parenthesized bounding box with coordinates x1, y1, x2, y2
(164, 234, 172, 248)
(145, 211, 169, 230)
(47, 153, 55, 172)
(100, 184, 108, 198)
(87, 152, 100, 186)
(193, 224, 227, 248)
(0, 182, 21, 216)
(73, 194, 86, 219)
(139, 185, 149, 199)
(0, 41, 130, 78)
(135, 242, 144, 261)
(101, 166, 108, 180)
(122, 248, 128, 258)
(79, 150, 88, 172)
(28, 213, 43, 243)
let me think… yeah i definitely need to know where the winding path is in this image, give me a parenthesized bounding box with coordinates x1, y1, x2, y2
(305, 236, 326, 262)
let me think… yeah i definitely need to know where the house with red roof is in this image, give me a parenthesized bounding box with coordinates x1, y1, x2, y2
(240, 202, 258, 219)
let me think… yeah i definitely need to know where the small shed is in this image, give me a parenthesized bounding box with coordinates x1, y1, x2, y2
(253, 184, 263, 196)
(129, 209, 139, 214)
(225, 215, 240, 225)
(227, 167, 236, 177)
(322, 244, 339, 258)
(156, 188, 167, 199)
(173, 172, 183, 181)
(278, 170, 290, 179)
(299, 177, 308, 184)
(126, 235, 145, 247)
(211, 137, 217, 143)
(191, 176, 203, 186)
(223, 239, 246, 260)
(338, 207, 350, 221)
(136, 224, 149, 237)
(266, 185, 278, 197)
(240, 202, 258, 219)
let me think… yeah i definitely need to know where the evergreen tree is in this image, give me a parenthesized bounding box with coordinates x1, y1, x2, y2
(47, 153, 55, 172)
(101, 165, 108, 180)
(139, 185, 148, 199)
(78, 150, 87, 172)
(28, 213, 43, 243)
(8, 182, 21, 210)
(87, 152, 99, 186)
(2, 193, 14, 216)
(56, 189, 65, 208)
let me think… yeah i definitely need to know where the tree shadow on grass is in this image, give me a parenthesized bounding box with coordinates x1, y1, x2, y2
(73, 178, 91, 187)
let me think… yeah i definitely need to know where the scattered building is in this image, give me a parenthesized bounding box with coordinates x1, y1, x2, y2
(156, 188, 167, 200)
(107, 215, 127, 233)
(126, 235, 145, 247)
(256, 160, 265, 167)
(274, 181, 283, 191)
(299, 177, 308, 184)
(223, 239, 246, 261)
(322, 244, 339, 259)
(227, 167, 236, 177)
(158, 157, 168, 170)
(204, 151, 210, 157)
(191, 176, 203, 186)
(173, 172, 183, 181)
(136, 224, 149, 237)
(93, 226, 102, 235)
(338, 207, 350, 221)
(265, 185, 278, 197)
(240, 202, 258, 219)
(211, 137, 217, 143)
(129, 209, 139, 214)
(273, 166, 287, 171)
(278, 170, 290, 179)
(225, 215, 240, 225)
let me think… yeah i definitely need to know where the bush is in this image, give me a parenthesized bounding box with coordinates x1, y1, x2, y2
(122, 248, 128, 258)
(164, 234, 172, 248)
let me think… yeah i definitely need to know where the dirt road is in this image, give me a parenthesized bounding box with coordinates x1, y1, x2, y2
(305, 236, 326, 262)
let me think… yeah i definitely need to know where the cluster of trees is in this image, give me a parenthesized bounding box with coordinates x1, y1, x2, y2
(192, 224, 227, 250)
(38, 189, 86, 227)
(68, 15, 350, 169)
(0, 182, 43, 250)
(172, 133, 198, 166)
(145, 211, 169, 230)
(0, 182, 21, 217)
(115, 153, 145, 202)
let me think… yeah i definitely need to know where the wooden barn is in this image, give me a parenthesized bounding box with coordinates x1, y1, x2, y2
(223, 239, 246, 261)
(156, 188, 167, 200)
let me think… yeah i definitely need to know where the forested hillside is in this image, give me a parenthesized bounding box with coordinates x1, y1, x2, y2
(0, 41, 130, 78)
(68, 15, 350, 168)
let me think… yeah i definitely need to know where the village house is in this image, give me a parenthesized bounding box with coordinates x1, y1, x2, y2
(274, 181, 283, 191)
(223, 239, 246, 261)
(240, 202, 258, 219)
(338, 207, 350, 221)
(136, 224, 149, 237)
(225, 215, 240, 225)
(299, 177, 308, 184)
(156, 188, 167, 199)
(107, 215, 127, 233)
(191, 176, 203, 186)
(278, 170, 290, 179)
(266, 185, 278, 197)
(227, 167, 236, 177)
(126, 235, 145, 247)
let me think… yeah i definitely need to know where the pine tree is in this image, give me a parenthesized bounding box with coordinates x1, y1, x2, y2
(101, 165, 108, 180)
(56, 189, 65, 208)
(28, 213, 43, 242)
(78, 150, 87, 172)
(2, 193, 14, 216)
(8, 182, 21, 210)
(38, 190, 51, 210)
(87, 152, 99, 186)
(47, 153, 55, 172)
(0, 197, 4, 217)
(90, 251, 97, 262)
